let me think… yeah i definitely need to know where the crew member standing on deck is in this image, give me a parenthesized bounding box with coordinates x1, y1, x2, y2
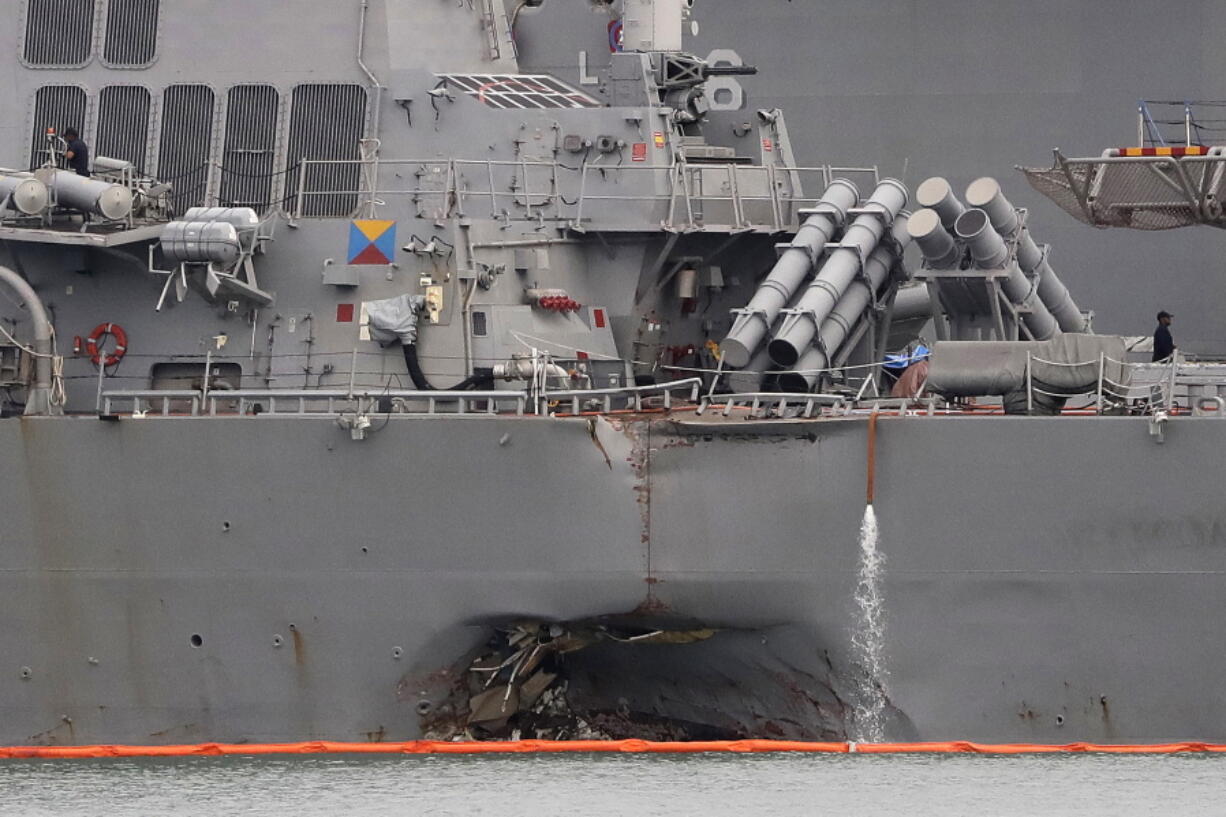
(62, 128, 90, 177)
(1152, 311, 1175, 362)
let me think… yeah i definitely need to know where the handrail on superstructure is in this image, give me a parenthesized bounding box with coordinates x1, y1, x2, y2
(100, 379, 705, 419)
(283, 156, 881, 232)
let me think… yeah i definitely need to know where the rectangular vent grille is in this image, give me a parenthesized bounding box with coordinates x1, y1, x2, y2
(29, 86, 88, 169)
(219, 85, 281, 212)
(23, 0, 95, 67)
(157, 85, 215, 214)
(96, 85, 151, 171)
(102, 0, 159, 66)
(283, 84, 368, 217)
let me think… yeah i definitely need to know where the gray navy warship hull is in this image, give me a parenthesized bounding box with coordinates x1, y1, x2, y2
(3, 0, 1226, 746)
(7, 412, 1225, 744)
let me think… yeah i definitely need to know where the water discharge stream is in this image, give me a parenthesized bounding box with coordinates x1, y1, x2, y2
(852, 504, 889, 742)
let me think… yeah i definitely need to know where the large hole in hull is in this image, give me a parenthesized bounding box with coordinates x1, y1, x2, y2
(403, 616, 912, 742)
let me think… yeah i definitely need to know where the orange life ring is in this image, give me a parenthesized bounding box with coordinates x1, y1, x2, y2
(86, 322, 128, 367)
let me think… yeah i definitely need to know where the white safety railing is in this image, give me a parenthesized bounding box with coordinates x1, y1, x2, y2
(1020, 353, 1224, 415)
(100, 380, 704, 420)
(284, 156, 881, 233)
(545, 378, 702, 416)
(102, 389, 528, 418)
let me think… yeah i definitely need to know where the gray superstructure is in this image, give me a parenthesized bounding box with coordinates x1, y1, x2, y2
(2, 0, 1226, 746)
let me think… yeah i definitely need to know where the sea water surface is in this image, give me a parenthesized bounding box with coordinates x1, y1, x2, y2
(1, 753, 1222, 816)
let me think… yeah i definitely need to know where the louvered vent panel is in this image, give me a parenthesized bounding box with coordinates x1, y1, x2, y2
(219, 85, 280, 213)
(103, 0, 159, 66)
(96, 86, 151, 171)
(29, 86, 88, 169)
(284, 84, 368, 217)
(23, 0, 95, 67)
(157, 85, 215, 214)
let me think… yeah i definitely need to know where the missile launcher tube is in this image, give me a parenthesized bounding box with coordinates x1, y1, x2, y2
(954, 208, 1060, 340)
(907, 207, 960, 268)
(892, 284, 936, 323)
(724, 346, 775, 393)
(965, 177, 1087, 333)
(719, 179, 859, 368)
(776, 214, 912, 392)
(768, 179, 909, 367)
(915, 176, 966, 230)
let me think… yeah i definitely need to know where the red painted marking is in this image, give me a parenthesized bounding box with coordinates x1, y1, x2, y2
(349, 244, 390, 265)
(631, 143, 648, 162)
(593, 308, 606, 329)
(336, 303, 355, 323)
(653, 131, 666, 149)
(1118, 146, 1207, 157)
(762, 138, 773, 152)
(577, 351, 589, 360)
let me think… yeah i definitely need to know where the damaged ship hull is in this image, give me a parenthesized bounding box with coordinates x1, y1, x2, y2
(3, 413, 1223, 745)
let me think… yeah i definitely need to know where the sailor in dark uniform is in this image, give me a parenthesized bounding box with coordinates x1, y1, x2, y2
(1152, 311, 1175, 362)
(62, 128, 90, 177)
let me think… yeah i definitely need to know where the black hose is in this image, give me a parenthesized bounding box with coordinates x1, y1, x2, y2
(401, 343, 495, 392)
(401, 342, 433, 390)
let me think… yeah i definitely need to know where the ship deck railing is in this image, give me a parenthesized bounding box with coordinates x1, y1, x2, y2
(280, 156, 881, 233)
(101, 389, 529, 418)
(93, 358, 1226, 421)
(98, 379, 705, 419)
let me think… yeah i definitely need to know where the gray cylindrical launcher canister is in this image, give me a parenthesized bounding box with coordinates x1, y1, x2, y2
(0, 174, 49, 215)
(954, 208, 1059, 340)
(768, 178, 908, 367)
(48, 170, 133, 220)
(719, 178, 860, 368)
(725, 346, 775, 393)
(777, 213, 912, 393)
(965, 177, 1020, 236)
(892, 283, 935, 322)
(915, 176, 966, 230)
(965, 177, 1087, 333)
(160, 220, 242, 266)
(907, 207, 960, 268)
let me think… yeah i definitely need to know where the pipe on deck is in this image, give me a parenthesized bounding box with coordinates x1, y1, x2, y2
(965, 177, 1087, 333)
(0, 264, 58, 416)
(768, 179, 908, 367)
(720, 179, 860, 368)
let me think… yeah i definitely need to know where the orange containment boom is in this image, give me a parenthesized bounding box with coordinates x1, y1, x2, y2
(4, 740, 1226, 759)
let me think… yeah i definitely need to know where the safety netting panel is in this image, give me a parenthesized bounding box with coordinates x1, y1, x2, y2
(96, 85, 152, 171)
(102, 0, 159, 67)
(1022, 158, 1225, 230)
(157, 84, 216, 214)
(28, 85, 88, 169)
(23, 0, 95, 67)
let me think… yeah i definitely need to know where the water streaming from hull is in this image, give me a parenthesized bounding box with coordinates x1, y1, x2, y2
(851, 504, 889, 741)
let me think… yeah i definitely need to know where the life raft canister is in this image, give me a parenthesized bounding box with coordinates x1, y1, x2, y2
(86, 322, 128, 367)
